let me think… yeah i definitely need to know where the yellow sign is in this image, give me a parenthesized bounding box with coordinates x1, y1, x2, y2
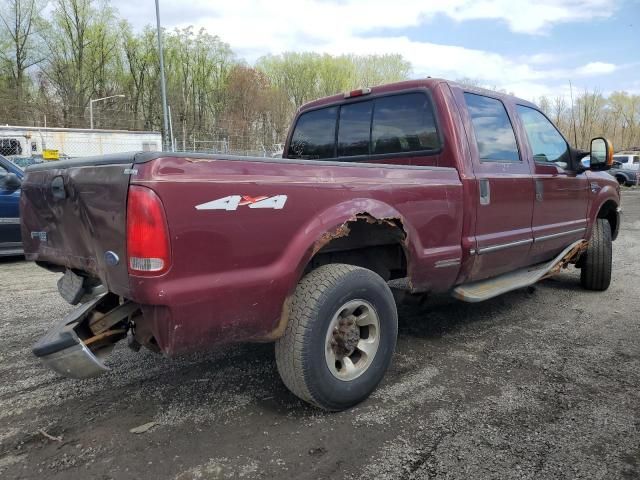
(42, 149, 59, 160)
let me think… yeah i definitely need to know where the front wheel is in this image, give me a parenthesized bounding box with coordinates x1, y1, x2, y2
(580, 219, 612, 291)
(275, 264, 398, 411)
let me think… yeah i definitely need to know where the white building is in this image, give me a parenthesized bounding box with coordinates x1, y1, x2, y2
(0, 126, 162, 158)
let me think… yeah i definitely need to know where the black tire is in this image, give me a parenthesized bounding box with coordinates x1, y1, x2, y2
(580, 219, 612, 291)
(275, 264, 398, 411)
(615, 175, 626, 186)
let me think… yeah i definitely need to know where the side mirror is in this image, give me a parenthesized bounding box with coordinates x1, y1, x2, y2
(0, 172, 22, 191)
(589, 137, 614, 171)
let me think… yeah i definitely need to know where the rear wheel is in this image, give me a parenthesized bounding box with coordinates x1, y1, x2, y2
(275, 264, 398, 411)
(580, 219, 612, 291)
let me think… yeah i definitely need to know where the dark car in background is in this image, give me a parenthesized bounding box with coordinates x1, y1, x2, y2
(0, 155, 23, 256)
(609, 161, 639, 186)
(582, 157, 639, 186)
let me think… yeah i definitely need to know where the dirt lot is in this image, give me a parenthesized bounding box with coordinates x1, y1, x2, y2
(1, 190, 639, 480)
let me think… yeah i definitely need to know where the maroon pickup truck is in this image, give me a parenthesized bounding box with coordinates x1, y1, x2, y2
(22, 79, 620, 411)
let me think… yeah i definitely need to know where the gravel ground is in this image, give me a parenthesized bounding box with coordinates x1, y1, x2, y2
(1, 189, 639, 480)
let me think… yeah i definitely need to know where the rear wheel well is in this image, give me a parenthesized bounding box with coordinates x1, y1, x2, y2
(597, 200, 618, 240)
(305, 216, 408, 281)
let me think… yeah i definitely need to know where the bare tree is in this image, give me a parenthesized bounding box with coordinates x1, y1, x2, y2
(0, 0, 45, 122)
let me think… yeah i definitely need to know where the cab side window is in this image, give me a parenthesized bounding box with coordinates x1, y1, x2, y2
(371, 93, 440, 155)
(464, 93, 520, 162)
(516, 105, 570, 165)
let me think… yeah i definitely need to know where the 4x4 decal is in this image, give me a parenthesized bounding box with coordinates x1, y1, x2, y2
(195, 195, 288, 211)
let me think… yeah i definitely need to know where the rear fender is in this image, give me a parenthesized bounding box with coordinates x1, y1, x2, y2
(254, 199, 417, 342)
(289, 198, 418, 279)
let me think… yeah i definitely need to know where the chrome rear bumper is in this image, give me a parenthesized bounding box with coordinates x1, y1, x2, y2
(32, 295, 110, 379)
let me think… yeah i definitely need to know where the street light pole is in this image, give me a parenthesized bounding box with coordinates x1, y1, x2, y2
(155, 0, 170, 151)
(89, 94, 125, 129)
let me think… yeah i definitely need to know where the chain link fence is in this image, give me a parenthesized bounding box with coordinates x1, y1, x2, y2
(171, 137, 284, 158)
(0, 125, 286, 169)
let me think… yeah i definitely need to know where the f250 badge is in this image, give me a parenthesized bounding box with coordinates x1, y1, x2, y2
(195, 195, 288, 211)
(30, 231, 47, 242)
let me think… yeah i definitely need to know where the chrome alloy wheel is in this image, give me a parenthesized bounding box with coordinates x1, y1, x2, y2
(324, 299, 380, 381)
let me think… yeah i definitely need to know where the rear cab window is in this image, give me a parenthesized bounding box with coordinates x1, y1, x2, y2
(288, 107, 338, 159)
(287, 92, 441, 162)
(338, 101, 372, 157)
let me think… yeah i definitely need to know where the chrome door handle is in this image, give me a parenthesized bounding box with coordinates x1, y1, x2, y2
(479, 179, 490, 205)
(535, 179, 544, 201)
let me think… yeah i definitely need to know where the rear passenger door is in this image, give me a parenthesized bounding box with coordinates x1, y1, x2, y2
(515, 105, 589, 264)
(461, 92, 535, 281)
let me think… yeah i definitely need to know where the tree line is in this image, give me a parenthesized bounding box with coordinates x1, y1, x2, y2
(537, 90, 640, 152)
(0, 0, 410, 154)
(0, 0, 637, 155)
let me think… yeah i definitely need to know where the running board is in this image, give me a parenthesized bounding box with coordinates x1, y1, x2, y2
(452, 240, 587, 303)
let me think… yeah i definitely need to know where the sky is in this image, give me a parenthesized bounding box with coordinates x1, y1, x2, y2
(113, 0, 640, 101)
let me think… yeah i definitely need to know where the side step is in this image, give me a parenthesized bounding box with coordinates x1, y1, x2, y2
(452, 240, 586, 303)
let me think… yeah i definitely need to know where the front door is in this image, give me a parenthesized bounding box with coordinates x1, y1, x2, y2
(515, 105, 589, 264)
(460, 92, 535, 281)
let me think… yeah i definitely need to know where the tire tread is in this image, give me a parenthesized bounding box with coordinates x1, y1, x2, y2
(580, 219, 612, 291)
(275, 264, 396, 410)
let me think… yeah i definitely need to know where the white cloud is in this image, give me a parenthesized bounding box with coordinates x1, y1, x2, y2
(110, 0, 620, 99)
(522, 53, 563, 65)
(439, 0, 615, 34)
(119, 0, 616, 35)
(575, 62, 617, 75)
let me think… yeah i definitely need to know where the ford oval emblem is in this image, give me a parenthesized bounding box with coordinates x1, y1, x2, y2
(104, 251, 120, 266)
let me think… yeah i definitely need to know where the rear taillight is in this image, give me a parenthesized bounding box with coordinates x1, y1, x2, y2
(126, 185, 171, 275)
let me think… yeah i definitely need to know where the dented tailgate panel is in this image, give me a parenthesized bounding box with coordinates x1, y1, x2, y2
(20, 162, 133, 296)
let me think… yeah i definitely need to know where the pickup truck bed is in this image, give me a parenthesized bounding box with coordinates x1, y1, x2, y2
(22, 152, 463, 354)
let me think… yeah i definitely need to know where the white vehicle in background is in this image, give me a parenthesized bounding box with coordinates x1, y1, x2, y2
(0, 126, 161, 159)
(613, 152, 640, 171)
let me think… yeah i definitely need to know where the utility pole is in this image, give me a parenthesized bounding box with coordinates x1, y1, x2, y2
(569, 80, 578, 148)
(155, 0, 170, 151)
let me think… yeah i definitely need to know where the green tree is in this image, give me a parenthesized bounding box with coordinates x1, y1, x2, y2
(43, 0, 120, 127)
(0, 0, 46, 123)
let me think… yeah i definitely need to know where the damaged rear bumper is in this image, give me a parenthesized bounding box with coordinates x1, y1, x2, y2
(32, 293, 138, 379)
(32, 295, 110, 379)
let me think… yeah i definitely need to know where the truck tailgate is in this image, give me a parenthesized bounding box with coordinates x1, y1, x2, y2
(20, 157, 134, 296)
